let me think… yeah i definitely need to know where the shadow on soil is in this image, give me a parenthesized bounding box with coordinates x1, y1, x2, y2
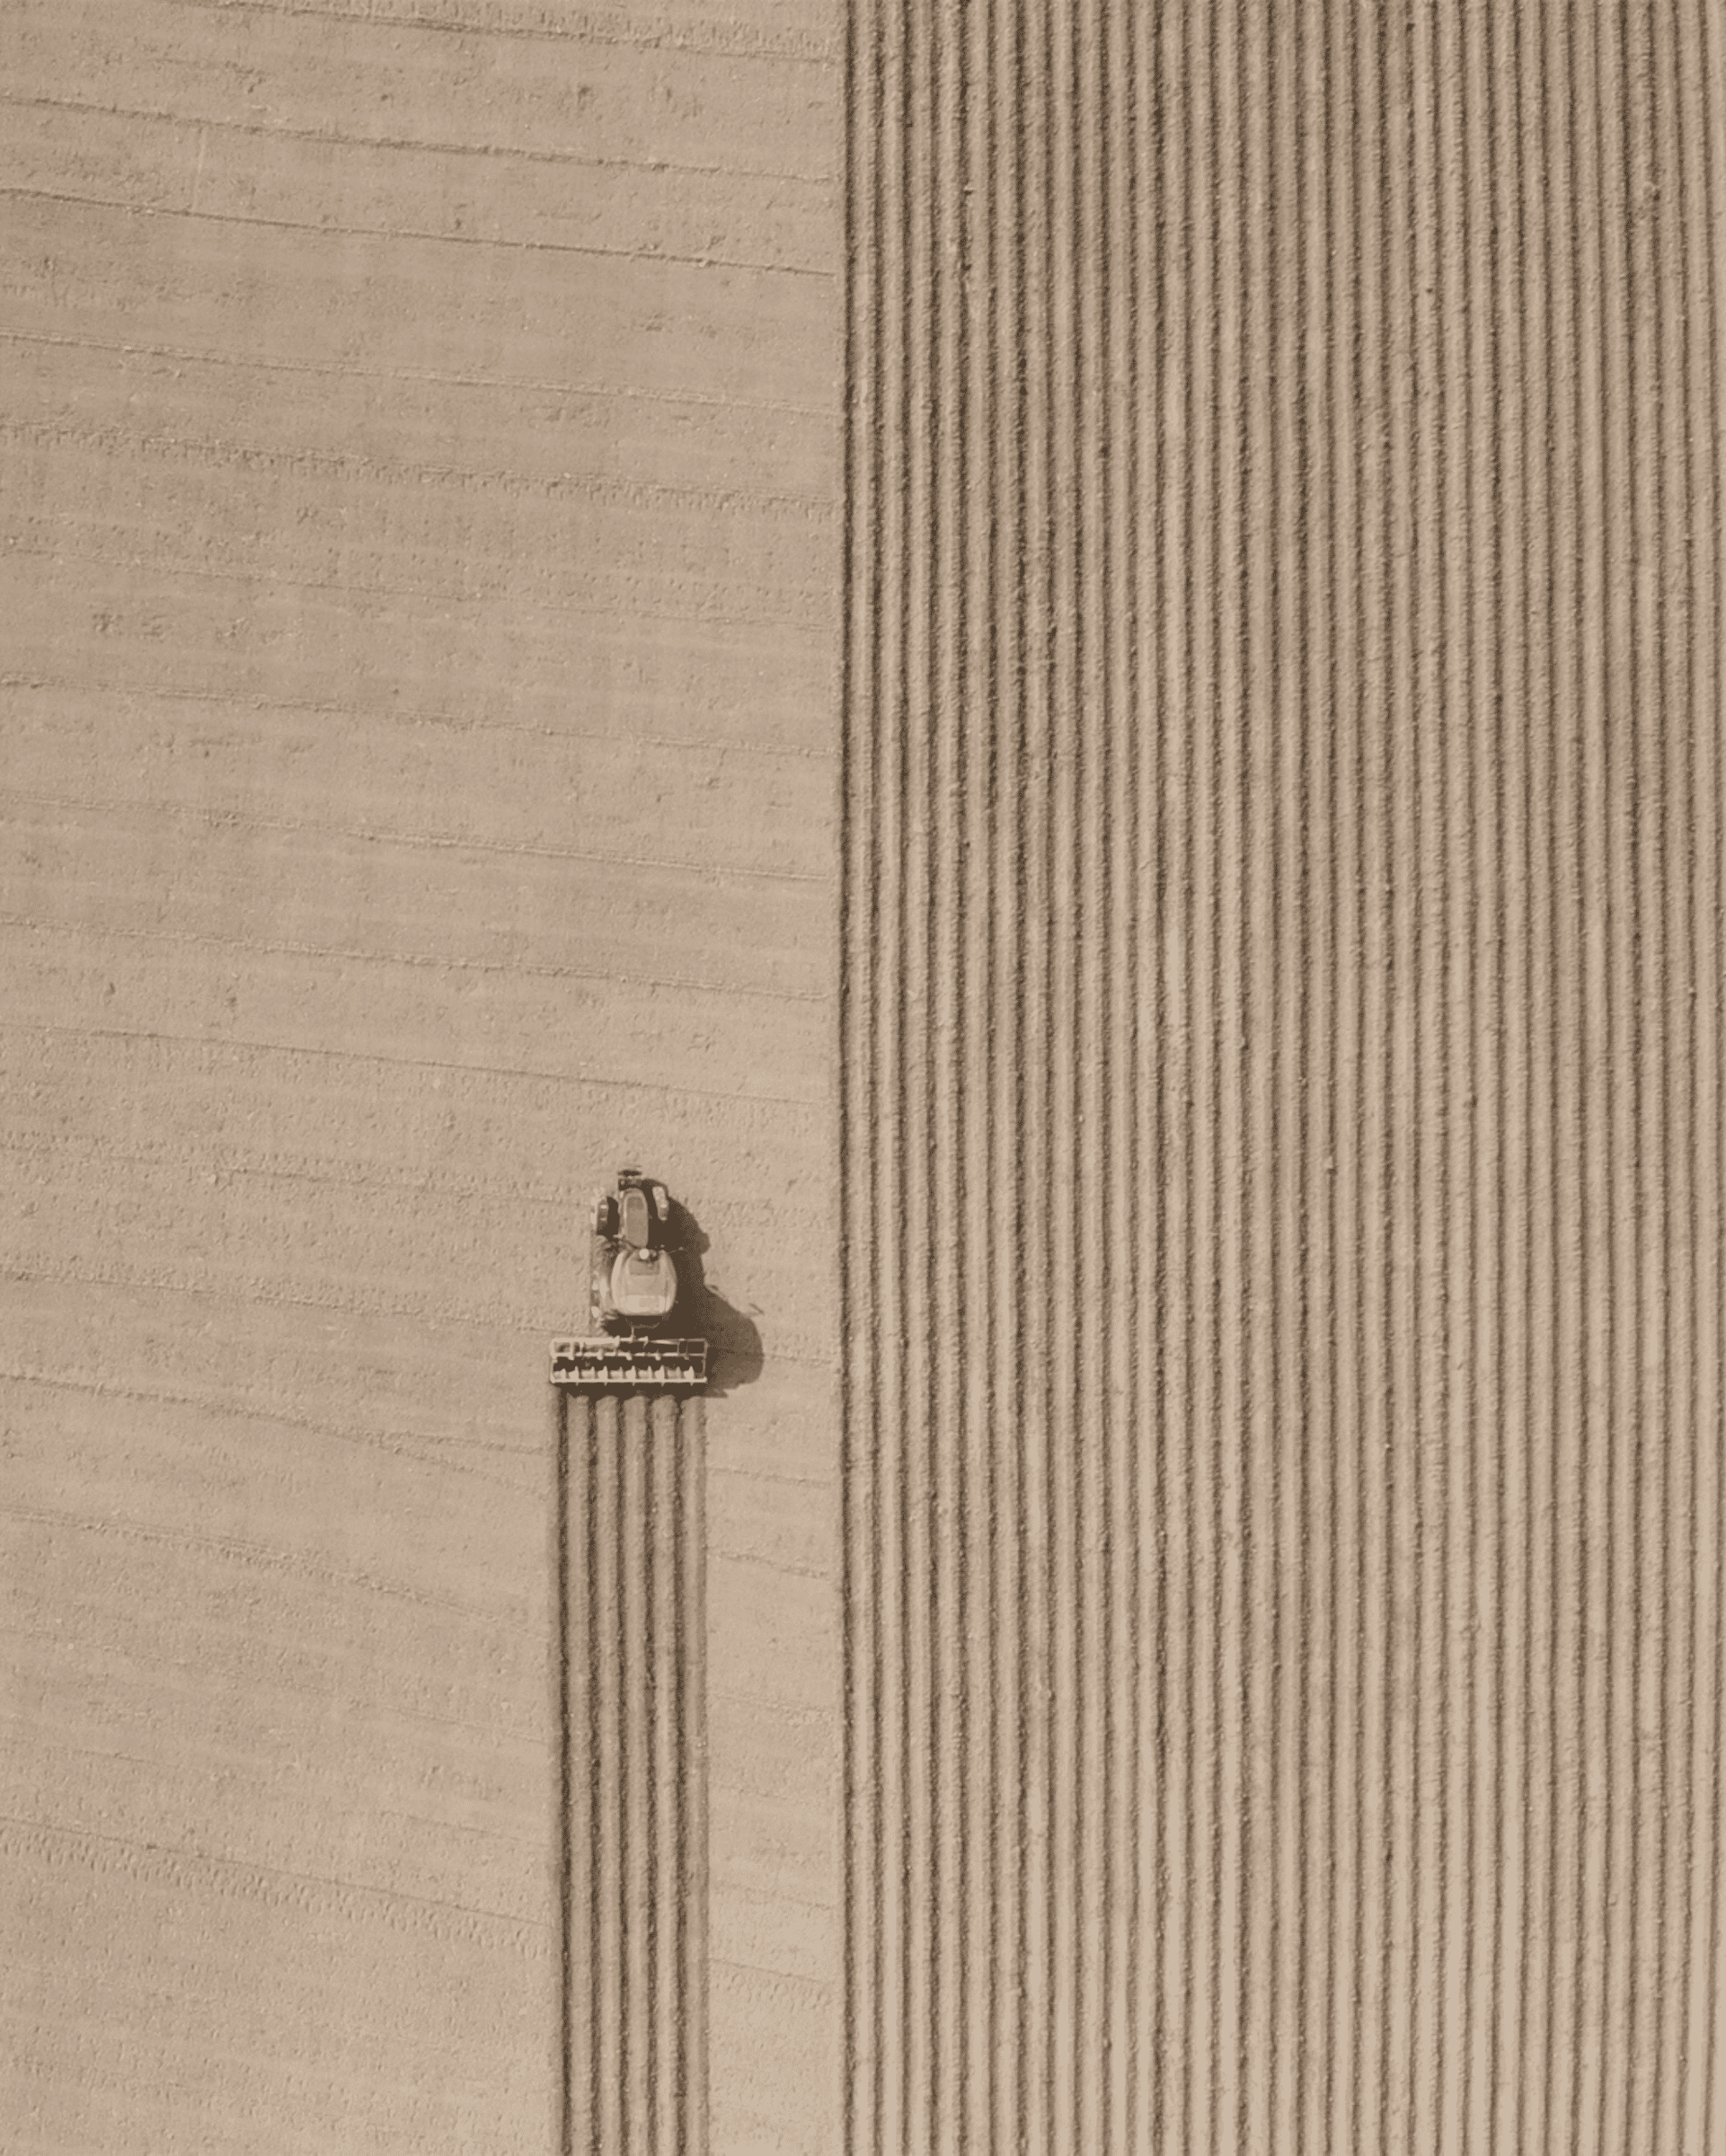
(668, 1199, 764, 1396)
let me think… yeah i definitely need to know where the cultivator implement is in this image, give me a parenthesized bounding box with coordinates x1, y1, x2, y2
(551, 1335, 709, 1392)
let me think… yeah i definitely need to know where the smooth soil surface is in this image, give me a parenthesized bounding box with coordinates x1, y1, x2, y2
(2, 3, 841, 2149)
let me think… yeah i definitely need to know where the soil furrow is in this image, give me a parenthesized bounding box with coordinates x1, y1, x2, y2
(837, 5, 1724, 2149)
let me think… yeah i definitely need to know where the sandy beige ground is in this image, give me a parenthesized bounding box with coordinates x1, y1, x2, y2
(7, 3, 1726, 2154)
(2, 3, 841, 2150)
(840, 2, 1726, 2152)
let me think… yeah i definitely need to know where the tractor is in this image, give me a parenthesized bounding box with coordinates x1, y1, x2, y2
(550, 1167, 708, 1391)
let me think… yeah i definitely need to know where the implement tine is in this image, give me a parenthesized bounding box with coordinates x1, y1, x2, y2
(551, 1337, 710, 1394)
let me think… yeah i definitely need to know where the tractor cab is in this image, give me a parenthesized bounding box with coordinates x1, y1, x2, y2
(609, 1241, 678, 1321)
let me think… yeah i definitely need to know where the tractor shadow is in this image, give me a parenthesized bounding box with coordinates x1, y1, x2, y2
(668, 1199, 764, 1396)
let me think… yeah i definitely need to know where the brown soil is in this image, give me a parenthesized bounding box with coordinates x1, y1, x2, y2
(836, 2, 1724, 2151)
(2, 2, 841, 2149)
(6, 3, 1725, 2153)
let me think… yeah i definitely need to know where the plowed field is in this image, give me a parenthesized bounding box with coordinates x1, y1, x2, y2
(6, 4, 1726, 2154)
(837, 3, 1725, 2151)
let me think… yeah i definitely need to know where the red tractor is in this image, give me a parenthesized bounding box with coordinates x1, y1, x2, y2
(551, 1167, 708, 1391)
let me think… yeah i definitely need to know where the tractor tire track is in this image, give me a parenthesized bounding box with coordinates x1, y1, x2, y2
(555, 1392, 705, 2154)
